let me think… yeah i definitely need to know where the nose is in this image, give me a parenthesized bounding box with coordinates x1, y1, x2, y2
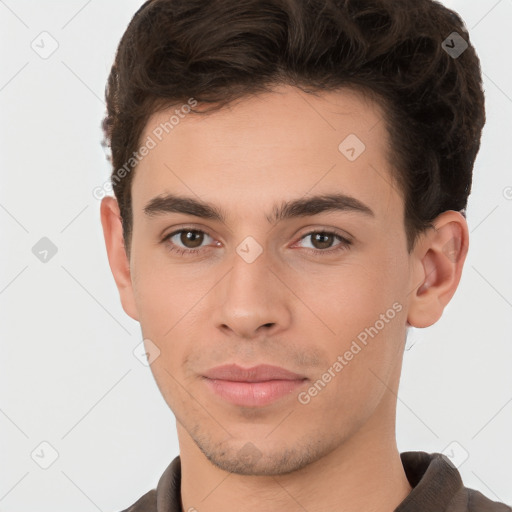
(212, 250, 292, 340)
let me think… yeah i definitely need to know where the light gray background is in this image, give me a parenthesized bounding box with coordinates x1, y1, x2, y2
(1, 1, 511, 510)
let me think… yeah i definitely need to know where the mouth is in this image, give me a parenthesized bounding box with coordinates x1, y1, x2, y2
(202, 364, 308, 407)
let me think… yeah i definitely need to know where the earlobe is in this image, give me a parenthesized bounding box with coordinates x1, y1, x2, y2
(100, 196, 139, 322)
(407, 210, 469, 328)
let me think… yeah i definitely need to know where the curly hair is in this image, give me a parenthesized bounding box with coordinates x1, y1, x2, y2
(101, 0, 486, 256)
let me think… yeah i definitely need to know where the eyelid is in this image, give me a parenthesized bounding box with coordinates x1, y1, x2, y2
(294, 226, 353, 245)
(162, 225, 353, 258)
(163, 226, 217, 248)
(163, 224, 216, 242)
(163, 225, 352, 245)
(290, 230, 352, 255)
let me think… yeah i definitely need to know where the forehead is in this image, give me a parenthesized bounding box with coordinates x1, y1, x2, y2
(132, 84, 401, 222)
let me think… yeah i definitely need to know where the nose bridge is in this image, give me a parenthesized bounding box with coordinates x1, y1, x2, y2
(229, 239, 272, 297)
(213, 236, 291, 337)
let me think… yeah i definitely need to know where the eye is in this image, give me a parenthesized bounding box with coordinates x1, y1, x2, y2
(294, 230, 352, 255)
(162, 228, 216, 256)
(161, 227, 352, 257)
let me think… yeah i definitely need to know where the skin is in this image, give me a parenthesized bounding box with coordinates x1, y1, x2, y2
(101, 84, 468, 512)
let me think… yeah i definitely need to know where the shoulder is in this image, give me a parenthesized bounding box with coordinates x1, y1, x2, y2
(466, 488, 512, 512)
(399, 451, 511, 512)
(114, 456, 180, 512)
(117, 489, 157, 512)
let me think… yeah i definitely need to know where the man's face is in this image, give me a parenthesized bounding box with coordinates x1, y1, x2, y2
(126, 85, 415, 475)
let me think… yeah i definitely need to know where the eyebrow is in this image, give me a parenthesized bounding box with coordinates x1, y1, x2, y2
(143, 192, 375, 224)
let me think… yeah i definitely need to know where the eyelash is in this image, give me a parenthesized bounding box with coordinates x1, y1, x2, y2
(161, 227, 352, 257)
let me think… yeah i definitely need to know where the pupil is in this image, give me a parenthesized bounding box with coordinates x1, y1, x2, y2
(314, 233, 332, 249)
(178, 231, 334, 250)
(183, 230, 203, 248)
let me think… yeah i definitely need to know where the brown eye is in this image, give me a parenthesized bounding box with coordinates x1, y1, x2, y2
(310, 232, 335, 250)
(163, 228, 215, 255)
(296, 230, 352, 256)
(179, 230, 204, 248)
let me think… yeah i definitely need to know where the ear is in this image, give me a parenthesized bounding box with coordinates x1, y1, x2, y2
(100, 196, 139, 321)
(407, 210, 469, 328)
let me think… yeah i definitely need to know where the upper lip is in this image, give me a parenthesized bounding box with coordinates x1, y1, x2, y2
(203, 364, 306, 382)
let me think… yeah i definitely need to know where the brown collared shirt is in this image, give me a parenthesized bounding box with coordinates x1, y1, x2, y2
(120, 451, 511, 511)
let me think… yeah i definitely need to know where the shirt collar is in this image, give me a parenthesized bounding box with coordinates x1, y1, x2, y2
(395, 451, 464, 511)
(154, 451, 465, 512)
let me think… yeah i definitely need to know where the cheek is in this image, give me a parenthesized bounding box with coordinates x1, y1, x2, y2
(130, 236, 195, 328)
(300, 256, 403, 333)
(131, 268, 168, 333)
(130, 254, 212, 368)
(300, 248, 408, 380)
(298, 288, 407, 420)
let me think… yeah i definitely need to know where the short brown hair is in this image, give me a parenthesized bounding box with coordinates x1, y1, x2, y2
(101, 0, 486, 256)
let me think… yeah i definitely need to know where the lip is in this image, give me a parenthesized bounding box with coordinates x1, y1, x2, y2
(202, 364, 308, 407)
(203, 364, 306, 382)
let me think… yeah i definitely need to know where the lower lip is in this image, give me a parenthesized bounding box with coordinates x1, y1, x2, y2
(203, 378, 307, 407)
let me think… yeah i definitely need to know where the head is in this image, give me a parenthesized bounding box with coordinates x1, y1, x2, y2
(100, 0, 485, 476)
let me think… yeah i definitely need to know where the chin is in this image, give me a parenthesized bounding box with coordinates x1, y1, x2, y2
(198, 437, 325, 476)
